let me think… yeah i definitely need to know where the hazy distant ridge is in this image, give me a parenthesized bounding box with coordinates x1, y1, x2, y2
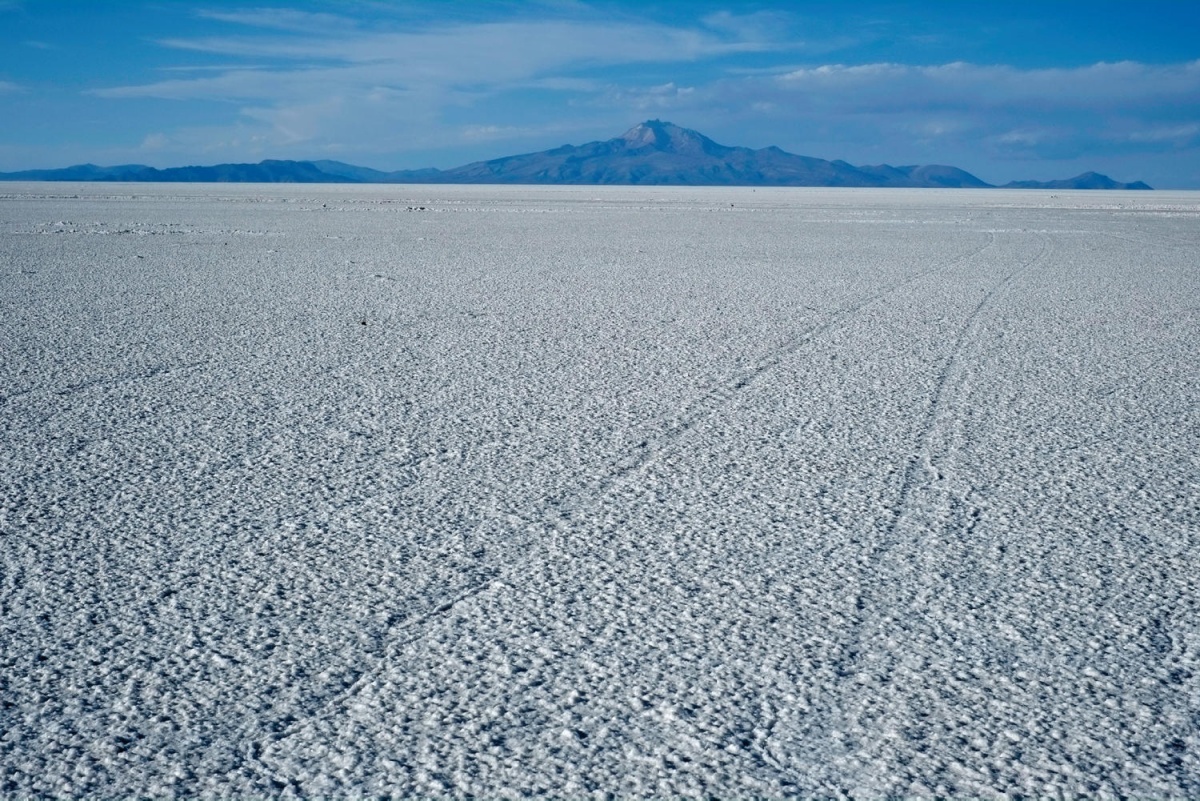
(0, 121, 1152, 189)
(428, 121, 996, 188)
(1000, 171, 1152, 190)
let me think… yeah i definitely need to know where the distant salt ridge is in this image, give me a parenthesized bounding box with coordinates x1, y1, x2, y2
(0, 121, 1153, 189)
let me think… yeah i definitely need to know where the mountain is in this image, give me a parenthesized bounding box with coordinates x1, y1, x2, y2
(1001, 171, 1152, 190)
(0, 121, 1153, 189)
(423, 121, 993, 188)
(309, 160, 444, 183)
(0, 160, 353, 183)
(0, 163, 155, 181)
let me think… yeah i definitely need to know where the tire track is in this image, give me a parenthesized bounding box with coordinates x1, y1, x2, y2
(821, 231, 1053, 785)
(587, 230, 1000, 500)
(0, 360, 210, 408)
(882, 232, 1050, 553)
(252, 232, 1002, 775)
(1088, 229, 1196, 252)
(414, 229, 998, 598)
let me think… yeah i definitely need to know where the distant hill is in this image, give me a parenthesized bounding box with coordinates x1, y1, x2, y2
(0, 121, 1152, 189)
(1001, 171, 1152, 190)
(415, 121, 995, 188)
(0, 160, 349, 183)
(309, 160, 444, 183)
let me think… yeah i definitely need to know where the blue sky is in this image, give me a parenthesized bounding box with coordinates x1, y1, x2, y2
(2, 1, 1198, 186)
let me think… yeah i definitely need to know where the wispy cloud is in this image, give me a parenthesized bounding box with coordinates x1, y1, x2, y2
(609, 58, 1200, 164)
(96, 10, 778, 101)
(157, 63, 272, 72)
(771, 60, 1200, 111)
(0, 80, 23, 94)
(87, 10, 779, 158)
(140, 132, 169, 150)
(77, 6, 1200, 184)
(195, 8, 361, 33)
(702, 10, 796, 43)
(600, 82, 697, 111)
(1120, 123, 1200, 144)
(458, 122, 582, 143)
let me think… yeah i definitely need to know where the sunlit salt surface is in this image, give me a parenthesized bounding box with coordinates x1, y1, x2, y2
(2, 183, 1198, 796)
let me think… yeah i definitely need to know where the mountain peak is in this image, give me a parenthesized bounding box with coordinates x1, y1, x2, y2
(617, 120, 724, 156)
(620, 119, 675, 147)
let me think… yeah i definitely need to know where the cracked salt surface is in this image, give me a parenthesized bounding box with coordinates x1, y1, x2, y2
(1, 184, 1198, 797)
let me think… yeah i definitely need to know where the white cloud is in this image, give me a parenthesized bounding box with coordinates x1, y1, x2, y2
(601, 82, 696, 111)
(158, 63, 272, 72)
(86, 12, 777, 158)
(97, 15, 773, 103)
(1119, 123, 1200, 145)
(0, 79, 23, 94)
(140, 132, 169, 150)
(458, 123, 580, 143)
(772, 60, 1200, 111)
(149, 19, 762, 71)
(992, 128, 1055, 146)
(240, 97, 347, 144)
(702, 10, 793, 42)
(521, 77, 604, 92)
(624, 58, 1200, 163)
(78, 6, 1199, 184)
(196, 8, 360, 33)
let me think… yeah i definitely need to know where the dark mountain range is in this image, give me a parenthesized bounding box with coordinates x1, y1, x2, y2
(390, 121, 995, 188)
(1001, 171, 1153, 190)
(309, 160, 444, 183)
(0, 159, 348, 183)
(0, 121, 1152, 189)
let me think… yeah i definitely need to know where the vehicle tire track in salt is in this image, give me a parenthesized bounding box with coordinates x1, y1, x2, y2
(589, 230, 1000, 499)
(356, 231, 999, 620)
(824, 232, 1052, 784)
(0, 360, 211, 409)
(881, 232, 1049, 553)
(252, 232, 1000, 776)
(1088, 228, 1195, 252)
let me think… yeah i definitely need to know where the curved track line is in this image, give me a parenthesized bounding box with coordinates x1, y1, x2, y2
(821, 231, 1054, 781)
(0, 361, 211, 415)
(588, 230, 1000, 499)
(882, 232, 1051, 552)
(1088, 229, 1195, 253)
(253, 232, 1003, 768)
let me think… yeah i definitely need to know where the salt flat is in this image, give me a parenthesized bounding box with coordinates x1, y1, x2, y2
(1, 183, 1198, 797)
